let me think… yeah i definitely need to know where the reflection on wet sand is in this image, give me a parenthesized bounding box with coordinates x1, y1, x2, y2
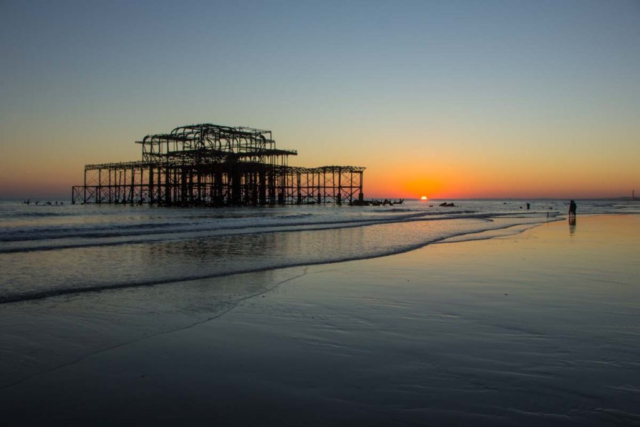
(0, 267, 306, 389)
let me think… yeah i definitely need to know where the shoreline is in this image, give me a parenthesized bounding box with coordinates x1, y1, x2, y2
(1, 214, 639, 425)
(0, 214, 553, 305)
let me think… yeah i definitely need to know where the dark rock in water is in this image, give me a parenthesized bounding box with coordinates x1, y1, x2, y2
(439, 202, 455, 207)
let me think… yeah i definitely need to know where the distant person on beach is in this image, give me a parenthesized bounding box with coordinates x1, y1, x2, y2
(568, 200, 577, 225)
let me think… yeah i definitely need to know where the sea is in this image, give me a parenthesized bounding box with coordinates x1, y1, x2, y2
(1, 198, 637, 305)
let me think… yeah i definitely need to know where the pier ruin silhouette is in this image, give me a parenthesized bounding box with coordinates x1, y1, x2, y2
(72, 123, 365, 206)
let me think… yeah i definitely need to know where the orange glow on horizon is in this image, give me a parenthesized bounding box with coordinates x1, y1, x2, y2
(360, 160, 635, 200)
(2, 136, 637, 201)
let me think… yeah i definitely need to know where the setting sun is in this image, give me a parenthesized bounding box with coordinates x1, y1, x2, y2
(421, 196, 428, 201)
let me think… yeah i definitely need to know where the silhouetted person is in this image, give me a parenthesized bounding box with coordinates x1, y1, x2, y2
(568, 200, 577, 225)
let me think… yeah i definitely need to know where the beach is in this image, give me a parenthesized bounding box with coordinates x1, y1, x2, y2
(1, 213, 639, 425)
(3, 0, 639, 424)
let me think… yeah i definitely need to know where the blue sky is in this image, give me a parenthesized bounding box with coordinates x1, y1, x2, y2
(1, 0, 639, 198)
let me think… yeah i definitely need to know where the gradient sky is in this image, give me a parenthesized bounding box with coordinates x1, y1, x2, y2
(1, 0, 639, 199)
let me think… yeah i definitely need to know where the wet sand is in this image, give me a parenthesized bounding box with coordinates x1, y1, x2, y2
(1, 215, 639, 426)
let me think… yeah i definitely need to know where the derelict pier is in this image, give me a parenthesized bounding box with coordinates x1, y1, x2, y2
(72, 123, 365, 206)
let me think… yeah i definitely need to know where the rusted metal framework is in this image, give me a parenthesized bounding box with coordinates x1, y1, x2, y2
(72, 123, 365, 206)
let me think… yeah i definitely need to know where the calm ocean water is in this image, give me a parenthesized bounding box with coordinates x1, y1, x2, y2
(1, 199, 637, 304)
